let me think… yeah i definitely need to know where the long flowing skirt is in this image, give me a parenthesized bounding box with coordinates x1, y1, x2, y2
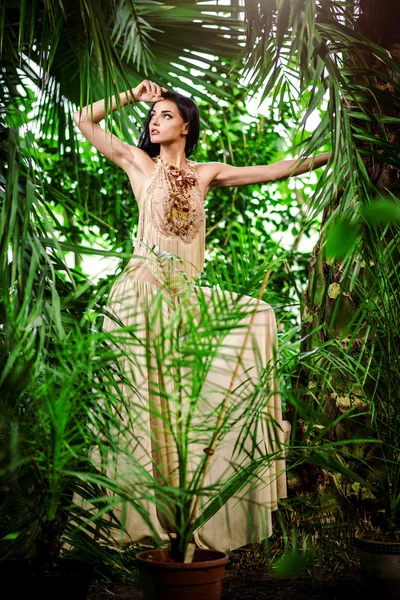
(101, 263, 288, 552)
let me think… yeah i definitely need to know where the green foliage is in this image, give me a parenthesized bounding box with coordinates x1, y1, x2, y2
(239, 0, 400, 540)
(362, 199, 400, 225)
(0, 116, 360, 567)
(0, 125, 132, 560)
(1, 1, 323, 566)
(272, 528, 312, 576)
(325, 220, 358, 260)
(195, 91, 319, 327)
(3, 0, 400, 576)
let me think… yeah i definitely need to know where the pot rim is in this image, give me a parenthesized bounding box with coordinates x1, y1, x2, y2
(355, 533, 400, 545)
(136, 548, 229, 570)
(355, 534, 400, 553)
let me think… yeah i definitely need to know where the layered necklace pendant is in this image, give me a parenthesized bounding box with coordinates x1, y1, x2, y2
(159, 156, 199, 243)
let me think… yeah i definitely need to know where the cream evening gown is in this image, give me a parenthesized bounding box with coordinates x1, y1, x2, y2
(101, 155, 289, 552)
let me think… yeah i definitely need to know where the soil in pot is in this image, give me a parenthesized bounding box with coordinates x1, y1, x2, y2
(0, 557, 93, 600)
(136, 547, 229, 600)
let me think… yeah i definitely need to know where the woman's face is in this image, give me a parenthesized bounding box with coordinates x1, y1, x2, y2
(149, 99, 189, 144)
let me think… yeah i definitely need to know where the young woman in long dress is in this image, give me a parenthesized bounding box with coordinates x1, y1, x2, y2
(73, 80, 330, 552)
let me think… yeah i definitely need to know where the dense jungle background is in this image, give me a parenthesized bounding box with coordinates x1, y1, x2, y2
(1, 0, 400, 596)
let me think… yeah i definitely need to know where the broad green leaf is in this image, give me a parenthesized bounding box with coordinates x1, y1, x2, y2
(325, 219, 358, 259)
(362, 200, 400, 225)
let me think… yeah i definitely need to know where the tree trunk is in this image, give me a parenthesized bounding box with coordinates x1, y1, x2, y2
(292, 0, 400, 496)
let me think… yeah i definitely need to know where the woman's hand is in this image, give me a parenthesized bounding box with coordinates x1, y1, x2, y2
(133, 80, 168, 103)
(73, 80, 168, 172)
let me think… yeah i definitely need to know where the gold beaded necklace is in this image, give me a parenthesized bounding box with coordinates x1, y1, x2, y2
(158, 155, 199, 242)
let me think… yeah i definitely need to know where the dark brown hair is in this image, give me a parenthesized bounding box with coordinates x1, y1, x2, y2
(137, 91, 200, 158)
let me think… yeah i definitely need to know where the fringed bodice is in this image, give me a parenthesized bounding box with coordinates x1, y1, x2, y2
(125, 156, 206, 288)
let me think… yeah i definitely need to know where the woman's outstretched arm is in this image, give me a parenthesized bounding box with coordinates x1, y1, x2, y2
(204, 151, 331, 188)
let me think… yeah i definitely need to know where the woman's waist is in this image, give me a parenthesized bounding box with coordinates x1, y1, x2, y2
(133, 239, 204, 269)
(127, 241, 204, 286)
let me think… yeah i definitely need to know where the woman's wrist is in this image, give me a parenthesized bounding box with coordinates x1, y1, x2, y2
(120, 88, 137, 107)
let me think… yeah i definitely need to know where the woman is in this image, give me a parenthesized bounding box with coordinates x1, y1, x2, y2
(73, 80, 330, 551)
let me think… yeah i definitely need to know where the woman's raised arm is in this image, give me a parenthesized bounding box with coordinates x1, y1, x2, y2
(204, 152, 331, 189)
(72, 80, 167, 171)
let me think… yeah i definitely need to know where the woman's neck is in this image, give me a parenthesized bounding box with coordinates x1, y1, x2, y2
(159, 146, 188, 170)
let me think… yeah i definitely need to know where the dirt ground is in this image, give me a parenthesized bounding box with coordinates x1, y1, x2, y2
(86, 531, 372, 600)
(88, 569, 369, 600)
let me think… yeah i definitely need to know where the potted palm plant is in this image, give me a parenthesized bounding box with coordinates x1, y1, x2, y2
(88, 245, 314, 600)
(99, 249, 374, 598)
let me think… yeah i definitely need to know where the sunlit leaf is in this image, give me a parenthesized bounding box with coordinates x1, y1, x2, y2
(325, 219, 358, 259)
(362, 200, 400, 225)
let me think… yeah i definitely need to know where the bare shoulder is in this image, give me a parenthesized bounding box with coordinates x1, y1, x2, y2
(125, 146, 157, 176)
(190, 160, 224, 194)
(124, 146, 158, 198)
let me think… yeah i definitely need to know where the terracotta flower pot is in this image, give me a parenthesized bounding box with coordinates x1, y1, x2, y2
(136, 548, 229, 600)
(355, 534, 400, 598)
